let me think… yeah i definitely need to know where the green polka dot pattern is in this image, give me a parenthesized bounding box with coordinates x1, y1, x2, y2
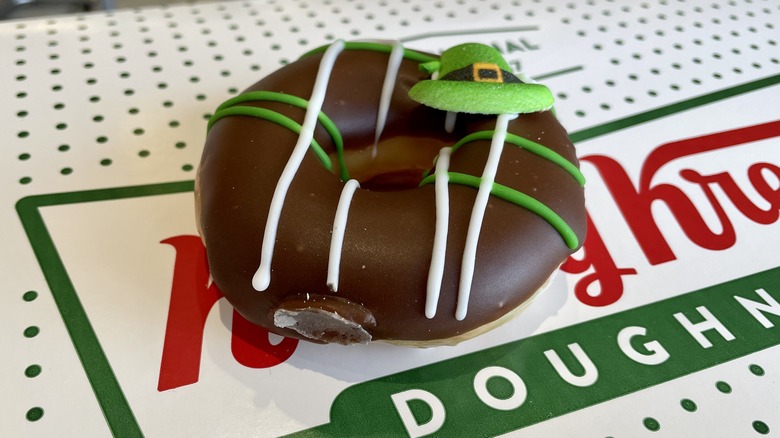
(4, 0, 777, 192)
(2, 0, 778, 436)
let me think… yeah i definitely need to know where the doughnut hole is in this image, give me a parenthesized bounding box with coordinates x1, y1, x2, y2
(331, 135, 448, 191)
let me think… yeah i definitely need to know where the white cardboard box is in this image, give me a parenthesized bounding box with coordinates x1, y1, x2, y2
(2, 1, 779, 436)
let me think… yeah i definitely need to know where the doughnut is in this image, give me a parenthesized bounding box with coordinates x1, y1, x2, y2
(195, 41, 586, 346)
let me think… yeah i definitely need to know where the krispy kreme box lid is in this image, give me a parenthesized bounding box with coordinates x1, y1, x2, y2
(2, 1, 779, 437)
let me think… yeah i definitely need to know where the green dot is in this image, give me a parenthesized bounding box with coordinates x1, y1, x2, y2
(680, 398, 697, 412)
(100, 158, 112, 166)
(169, 120, 179, 127)
(54, 102, 65, 109)
(26, 407, 44, 422)
(133, 128, 144, 135)
(89, 96, 100, 102)
(17, 110, 28, 117)
(58, 144, 70, 152)
(753, 420, 770, 434)
(716, 380, 732, 393)
(97, 136, 108, 143)
(162, 100, 173, 108)
(128, 107, 139, 115)
(60, 167, 73, 175)
(25, 364, 42, 378)
(20, 176, 32, 185)
(182, 164, 193, 171)
(175, 141, 186, 149)
(24, 326, 39, 338)
(23, 290, 38, 301)
(138, 149, 150, 157)
(196, 94, 206, 101)
(18, 153, 31, 160)
(124, 89, 134, 96)
(643, 417, 660, 431)
(93, 115, 104, 122)
(18, 131, 29, 138)
(749, 364, 765, 376)
(56, 123, 67, 130)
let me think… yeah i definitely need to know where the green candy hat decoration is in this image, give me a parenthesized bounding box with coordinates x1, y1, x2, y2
(409, 43, 554, 115)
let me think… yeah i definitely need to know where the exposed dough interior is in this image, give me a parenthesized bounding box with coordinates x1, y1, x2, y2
(331, 135, 448, 190)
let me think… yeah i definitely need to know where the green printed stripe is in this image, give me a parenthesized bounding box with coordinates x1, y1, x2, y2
(288, 267, 780, 437)
(420, 172, 579, 249)
(208, 106, 333, 172)
(301, 41, 438, 63)
(532, 65, 584, 81)
(14, 181, 195, 438)
(448, 130, 585, 185)
(569, 73, 780, 143)
(400, 26, 540, 43)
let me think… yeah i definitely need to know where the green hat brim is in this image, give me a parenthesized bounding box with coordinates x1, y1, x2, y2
(409, 80, 554, 115)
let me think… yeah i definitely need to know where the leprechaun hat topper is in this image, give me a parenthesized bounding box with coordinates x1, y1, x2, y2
(409, 43, 554, 115)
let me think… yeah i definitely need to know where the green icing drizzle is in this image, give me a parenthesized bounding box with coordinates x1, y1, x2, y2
(208, 106, 333, 172)
(420, 172, 579, 249)
(301, 41, 438, 64)
(427, 130, 585, 186)
(207, 43, 580, 250)
(208, 91, 349, 181)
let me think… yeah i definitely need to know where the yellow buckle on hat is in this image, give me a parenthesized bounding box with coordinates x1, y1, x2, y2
(471, 63, 503, 83)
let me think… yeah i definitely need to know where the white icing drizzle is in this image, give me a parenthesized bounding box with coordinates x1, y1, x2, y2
(455, 113, 517, 320)
(252, 40, 345, 291)
(372, 41, 405, 158)
(327, 178, 361, 292)
(248, 40, 520, 325)
(425, 147, 452, 319)
(444, 111, 457, 133)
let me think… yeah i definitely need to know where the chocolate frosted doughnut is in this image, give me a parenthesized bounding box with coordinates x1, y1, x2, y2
(195, 41, 586, 345)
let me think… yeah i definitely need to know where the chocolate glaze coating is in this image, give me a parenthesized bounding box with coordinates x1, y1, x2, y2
(196, 47, 586, 344)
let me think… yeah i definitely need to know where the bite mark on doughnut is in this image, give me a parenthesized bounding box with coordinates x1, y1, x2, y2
(273, 294, 377, 345)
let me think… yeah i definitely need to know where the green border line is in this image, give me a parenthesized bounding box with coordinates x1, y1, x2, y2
(16, 180, 193, 438)
(569, 74, 780, 143)
(399, 26, 539, 42)
(532, 65, 584, 81)
(14, 74, 780, 437)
